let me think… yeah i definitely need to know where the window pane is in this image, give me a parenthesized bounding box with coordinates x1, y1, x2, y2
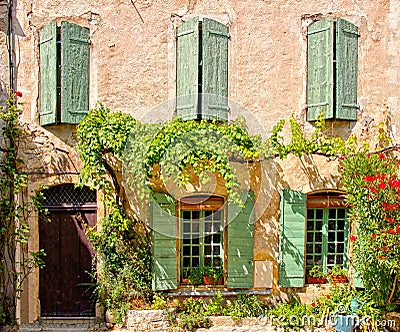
(337, 219, 345, 230)
(213, 246, 220, 255)
(337, 209, 345, 218)
(337, 232, 344, 242)
(327, 255, 335, 264)
(183, 238, 190, 244)
(192, 246, 199, 255)
(315, 244, 322, 253)
(183, 210, 191, 220)
(315, 232, 322, 242)
(315, 220, 323, 230)
(306, 244, 313, 253)
(204, 222, 212, 232)
(307, 209, 314, 219)
(314, 256, 322, 265)
(328, 243, 335, 253)
(183, 246, 190, 255)
(204, 257, 211, 266)
(336, 255, 343, 264)
(329, 209, 336, 219)
(307, 220, 314, 230)
(213, 234, 221, 243)
(307, 233, 314, 242)
(328, 220, 335, 230)
(192, 257, 199, 267)
(192, 211, 200, 220)
(192, 221, 199, 233)
(183, 257, 190, 268)
(183, 223, 191, 232)
(328, 232, 335, 242)
(204, 235, 211, 244)
(192, 238, 199, 244)
(337, 243, 344, 253)
(316, 209, 323, 219)
(306, 255, 313, 265)
(213, 222, 221, 232)
(205, 210, 213, 220)
(204, 245, 211, 255)
(213, 210, 222, 220)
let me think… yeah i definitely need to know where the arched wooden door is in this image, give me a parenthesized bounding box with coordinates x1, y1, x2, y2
(39, 184, 97, 317)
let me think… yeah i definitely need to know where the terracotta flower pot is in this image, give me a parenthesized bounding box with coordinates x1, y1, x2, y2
(202, 275, 223, 285)
(307, 276, 327, 284)
(329, 275, 348, 284)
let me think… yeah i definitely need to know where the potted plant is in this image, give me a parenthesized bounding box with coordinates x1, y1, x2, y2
(202, 265, 224, 285)
(307, 265, 327, 284)
(187, 267, 203, 286)
(328, 265, 348, 284)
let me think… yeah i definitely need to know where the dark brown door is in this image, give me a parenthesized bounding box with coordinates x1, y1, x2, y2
(39, 208, 96, 317)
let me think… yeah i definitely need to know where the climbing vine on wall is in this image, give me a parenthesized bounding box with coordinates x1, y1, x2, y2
(0, 94, 46, 326)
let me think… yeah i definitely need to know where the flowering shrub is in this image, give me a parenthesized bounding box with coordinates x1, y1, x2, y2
(342, 151, 400, 307)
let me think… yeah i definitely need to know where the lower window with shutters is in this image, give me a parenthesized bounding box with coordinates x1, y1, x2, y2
(151, 191, 254, 291)
(305, 193, 348, 281)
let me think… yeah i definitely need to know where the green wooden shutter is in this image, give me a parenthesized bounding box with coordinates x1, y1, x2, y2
(176, 17, 200, 120)
(39, 21, 57, 126)
(202, 18, 229, 121)
(227, 191, 254, 288)
(60, 21, 89, 124)
(279, 189, 306, 287)
(151, 192, 178, 291)
(336, 18, 358, 121)
(307, 18, 334, 121)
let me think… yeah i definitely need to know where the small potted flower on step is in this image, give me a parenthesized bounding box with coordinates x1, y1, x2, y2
(328, 265, 348, 284)
(307, 265, 327, 284)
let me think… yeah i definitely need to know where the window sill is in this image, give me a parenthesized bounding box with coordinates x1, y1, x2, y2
(167, 288, 271, 297)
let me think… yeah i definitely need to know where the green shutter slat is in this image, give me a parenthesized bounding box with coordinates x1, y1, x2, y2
(39, 21, 57, 126)
(176, 17, 199, 120)
(307, 18, 334, 121)
(336, 18, 358, 121)
(202, 18, 229, 121)
(151, 193, 178, 291)
(279, 189, 306, 287)
(61, 21, 89, 124)
(227, 192, 254, 289)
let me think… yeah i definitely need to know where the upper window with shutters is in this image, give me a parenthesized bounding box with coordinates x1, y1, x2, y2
(39, 21, 89, 126)
(307, 18, 359, 122)
(176, 17, 229, 122)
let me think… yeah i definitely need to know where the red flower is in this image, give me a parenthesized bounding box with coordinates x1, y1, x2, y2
(387, 218, 396, 223)
(15, 91, 22, 97)
(370, 187, 378, 193)
(378, 153, 385, 159)
(388, 228, 396, 235)
(378, 183, 387, 189)
(378, 256, 383, 260)
(366, 154, 371, 158)
(372, 234, 378, 239)
(311, 303, 316, 307)
(350, 236, 357, 242)
(326, 295, 330, 299)
(397, 227, 400, 234)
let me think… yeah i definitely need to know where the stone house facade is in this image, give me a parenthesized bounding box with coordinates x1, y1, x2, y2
(0, 0, 398, 324)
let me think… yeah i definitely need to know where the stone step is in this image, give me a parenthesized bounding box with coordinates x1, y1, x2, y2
(18, 318, 106, 332)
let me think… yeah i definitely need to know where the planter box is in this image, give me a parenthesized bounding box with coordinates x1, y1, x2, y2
(329, 275, 348, 284)
(202, 275, 223, 285)
(307, 276, 327, 284)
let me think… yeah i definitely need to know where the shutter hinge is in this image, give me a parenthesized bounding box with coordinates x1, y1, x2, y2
(38, 36, 53, 46)
(307, 26, 330, 36)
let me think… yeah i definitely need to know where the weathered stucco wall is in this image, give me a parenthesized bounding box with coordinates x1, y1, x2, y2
(0, 0, 397, 323)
